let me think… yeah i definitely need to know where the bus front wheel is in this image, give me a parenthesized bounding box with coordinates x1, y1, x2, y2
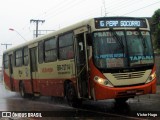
(65, 82, 82, 107)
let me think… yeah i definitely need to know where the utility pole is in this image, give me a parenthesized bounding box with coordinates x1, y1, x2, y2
(30, 19, 45, 37)
(1, 43, 12, 49)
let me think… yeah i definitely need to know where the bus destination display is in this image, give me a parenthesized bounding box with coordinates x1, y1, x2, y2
(95, 18, 147, 28)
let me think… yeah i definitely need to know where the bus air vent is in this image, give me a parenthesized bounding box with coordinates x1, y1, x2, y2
(112, 71, 145, 80)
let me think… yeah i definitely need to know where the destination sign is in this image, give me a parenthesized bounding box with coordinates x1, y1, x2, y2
(95, 17, 147, 28)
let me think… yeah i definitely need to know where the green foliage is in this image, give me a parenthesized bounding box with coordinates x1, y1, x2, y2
(152, 9, 160, 50)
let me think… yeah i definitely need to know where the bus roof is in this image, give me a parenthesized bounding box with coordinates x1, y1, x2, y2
(3, 18, 93, 54)
(3, 16, 148, 54)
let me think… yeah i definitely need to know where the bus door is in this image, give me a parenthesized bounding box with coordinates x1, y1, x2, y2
(8, 54, 14, 91)
(29, 47, 38, 94)
(74, 27, 89, 98)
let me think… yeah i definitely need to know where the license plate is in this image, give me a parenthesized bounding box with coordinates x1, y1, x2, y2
(126, 90, 136, 94)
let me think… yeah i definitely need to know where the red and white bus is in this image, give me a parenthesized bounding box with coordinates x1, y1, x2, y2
(3, 17, 156, 107)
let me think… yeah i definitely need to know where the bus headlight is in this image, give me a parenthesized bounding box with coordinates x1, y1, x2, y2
(145, 72, 156, 83)
(94, 76, 113, 87)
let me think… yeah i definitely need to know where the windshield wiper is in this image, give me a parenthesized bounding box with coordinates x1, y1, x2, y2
(136, 27, 146, 48)
(109, 28, 124, 52)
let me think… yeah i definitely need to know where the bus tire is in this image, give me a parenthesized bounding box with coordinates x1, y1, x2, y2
(65, 82, 82, 107)
(19, 82, 27, 98)
(115, 97, 129, 103)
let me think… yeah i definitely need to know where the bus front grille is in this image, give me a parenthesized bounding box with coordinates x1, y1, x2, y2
(112, 71, 145, 80)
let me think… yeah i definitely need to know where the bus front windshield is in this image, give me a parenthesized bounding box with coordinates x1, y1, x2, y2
(93, 30, 154, 69)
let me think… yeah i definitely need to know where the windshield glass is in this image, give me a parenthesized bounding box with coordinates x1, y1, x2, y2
(93, 31, 154, 69)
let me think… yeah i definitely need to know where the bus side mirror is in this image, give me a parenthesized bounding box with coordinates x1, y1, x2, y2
(86, 33, 92, 46)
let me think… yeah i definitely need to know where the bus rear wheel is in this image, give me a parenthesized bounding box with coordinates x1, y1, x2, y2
(65, 82, 82, 107)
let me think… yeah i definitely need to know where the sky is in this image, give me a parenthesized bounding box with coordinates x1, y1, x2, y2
(0, 0, 160, 66)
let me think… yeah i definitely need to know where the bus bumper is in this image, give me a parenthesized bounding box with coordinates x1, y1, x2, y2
(94, 78, 156, 100)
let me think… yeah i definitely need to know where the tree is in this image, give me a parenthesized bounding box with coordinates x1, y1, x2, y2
(151, 9, 160, 50)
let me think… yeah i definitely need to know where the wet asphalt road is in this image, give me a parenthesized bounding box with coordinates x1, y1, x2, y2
(0, 83, 160, 120)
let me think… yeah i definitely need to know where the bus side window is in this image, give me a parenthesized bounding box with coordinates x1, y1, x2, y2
(23, 47, 29, 66)
(44, 37, 57, 62)
(59, 32, 74, 60)
(15, 49, 23, 67)
(38, 41, 44, 63)
(3, 54, 9, 69)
